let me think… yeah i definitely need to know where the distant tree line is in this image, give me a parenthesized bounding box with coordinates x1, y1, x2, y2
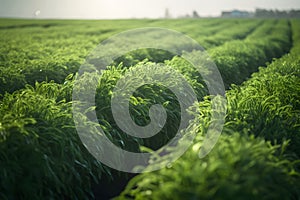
(222, 8, 300, 18)
(255, 8, 300, 18)
(170, 8, 300, 19)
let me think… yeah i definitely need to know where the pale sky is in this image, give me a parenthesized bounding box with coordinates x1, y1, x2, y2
(0, 0, 299, 19)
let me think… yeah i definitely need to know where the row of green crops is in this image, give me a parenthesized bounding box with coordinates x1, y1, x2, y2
(0, 18, 264, 95)
(209, 19, 291, 87)
(117, 20, 300, 200)
(195, 19, 264, 48)
(0, 19, 297, 199)
(86, 19, 292, 155)
(113, 19, 290, 87)
(106, 19, 290, 83)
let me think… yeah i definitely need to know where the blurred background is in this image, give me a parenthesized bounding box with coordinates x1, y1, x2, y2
(0, 0, 300, 19)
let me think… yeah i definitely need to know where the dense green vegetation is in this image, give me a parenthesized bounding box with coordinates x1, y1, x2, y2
(0, 18, 267, 94)
(118, 19, 300, 200)
(0, 18, 299, 199)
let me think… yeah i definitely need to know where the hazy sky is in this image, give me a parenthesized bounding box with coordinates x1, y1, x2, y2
(0, 0, 300, 19)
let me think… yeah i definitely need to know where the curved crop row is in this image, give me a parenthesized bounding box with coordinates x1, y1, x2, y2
(196, 19, 264, 48)
(209, 19, 291, 87)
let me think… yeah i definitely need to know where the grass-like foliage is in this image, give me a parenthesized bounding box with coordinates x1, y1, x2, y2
(116, 20, 300, 199)
(0, 19, 299, 199)
(118, 133, 300, 200)
(0, 79, 108, 199)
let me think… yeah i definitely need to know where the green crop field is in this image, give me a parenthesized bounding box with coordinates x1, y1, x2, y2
(0, 18, 300, 199)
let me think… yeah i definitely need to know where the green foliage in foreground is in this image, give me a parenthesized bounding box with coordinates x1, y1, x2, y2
(117, 20, 300, 200)
(226, 55, 300, 157)
(118, 134, 300, 200)
(0, 79, 108, 199)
